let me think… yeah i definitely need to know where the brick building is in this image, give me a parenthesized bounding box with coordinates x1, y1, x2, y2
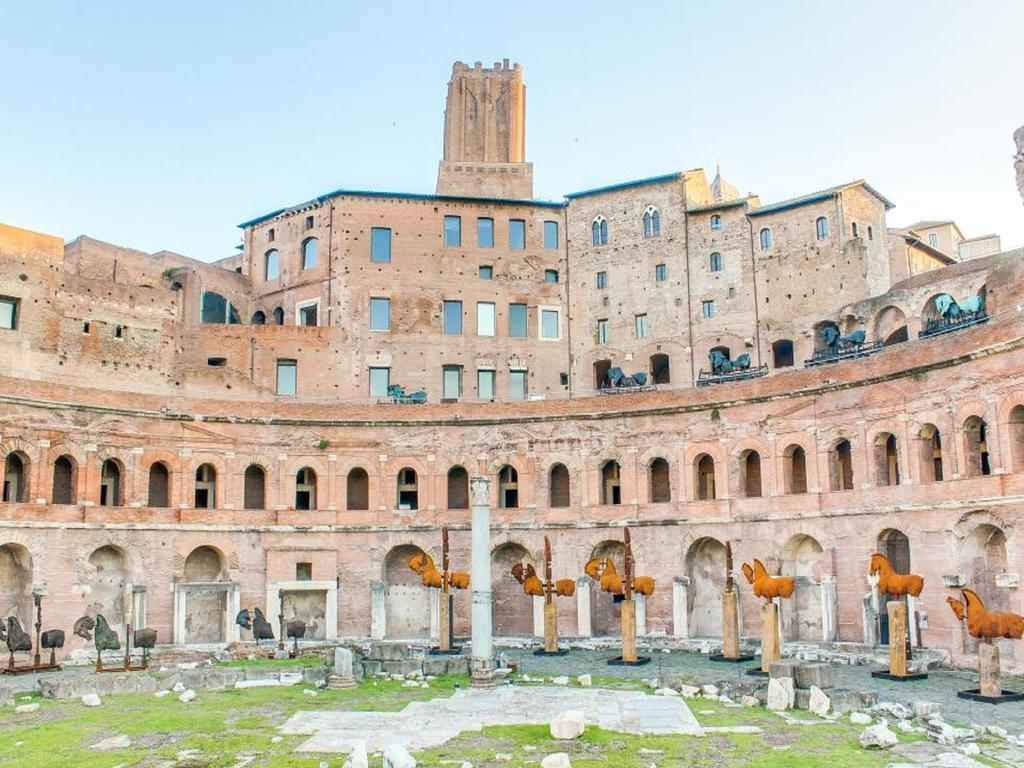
(0, 63, 1021, 666)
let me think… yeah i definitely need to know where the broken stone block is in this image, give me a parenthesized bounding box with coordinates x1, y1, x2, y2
(808, 685, 830, 716)
(850, 712, 872, 725)
(81, 693, 102, 707)
(766, 677, 794, 711)
(794, 662, 835, 690)
(382, 743, 417, 768)
(89, 735, 131, 750)
(768, 660, 800, 680)
(577, 674, 592, 687)
(859, 723, 898, 749)
(550, 710, 586, 739)
(741, 695, 760, 707)
(178, 689, 196, 703)
(541, 754, 572, 768)
(15, 703, 39, 714)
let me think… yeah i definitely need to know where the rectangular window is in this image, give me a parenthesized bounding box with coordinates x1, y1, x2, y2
(702, 300, 716, 318)
(443, 366, 462, 399)
(655, 263, 667, 282)
(928, 233, 938, 248)
(596, 271, 607, 289)
(369, 366, 390, 397)
(509, 219, 526, 250)
(508, 303, 527, 338)
(635, 313, 649, 339)
(541, 308, 560, 340)
(477, 302, 496, 336)
(543, 220, 559, 249)
(509, 370, 527, 400)
(297, 302, 318, 327)
(276, 360, 297, 396)
(267, 228, 275, 242)
(477, 217, 494, 248)
(369, 297, 390, 331)
(305, 215, 314, 230)
(479, 265, 493, 280)
(1, 297, 18, 330)
(371, 227, 392, 263)
(597, 318, 608, 345)
(443, 300, 463, 335)
(477, 369, 495, 399)
(444, 215, 461, 247)
(544, 269, 559, 284)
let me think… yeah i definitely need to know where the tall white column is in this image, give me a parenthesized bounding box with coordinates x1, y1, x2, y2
(672, 576, 689, 639)
(576, 577, 593, 637)
(470, 476, 495, 686)
(533, 596, 545, 638)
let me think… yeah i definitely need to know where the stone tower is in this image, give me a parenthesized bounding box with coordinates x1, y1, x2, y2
(1015, 125, 1024, 206)
(436, 59, 534, 200)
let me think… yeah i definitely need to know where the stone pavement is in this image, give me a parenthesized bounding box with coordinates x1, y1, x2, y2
(280, 685, 702, 754)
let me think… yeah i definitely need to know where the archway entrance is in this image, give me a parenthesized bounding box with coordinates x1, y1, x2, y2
(685, 538, 726, 638)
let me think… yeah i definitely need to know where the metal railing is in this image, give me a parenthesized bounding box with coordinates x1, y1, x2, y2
(696, 364, 769, 387)
(804, 340, 884, 368)
(918, 311, 988, 339)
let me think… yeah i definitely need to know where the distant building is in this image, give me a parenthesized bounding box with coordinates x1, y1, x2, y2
(899, 220, 1002, 263)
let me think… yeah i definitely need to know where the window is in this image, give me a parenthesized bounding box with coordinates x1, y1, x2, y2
(655, 263, 667, 282)
(267, 228, 275, 242)
(369, 366, 390, 397)
(346, 468, 369, 510)
(540, 308, 560, 340)
(509, 370, 527, 400)
(2, 453, 26, 503)
(549, 463, 570, 507)
(728, 286, 736, 299)
(114, 325, 124, 339)
(498, 465, 519, 508)
(928, 233, 938, 248)
(702, 300, 716, 318)
(82, 321, 90, 333)
(244, 465, 265, 509)
(596, 271, 607, 289)
(447, 466, 469, 509)
(868, 225, 874, 240)
(305, 215, 314, 230)
(264, 249, 280, 280)
(477, 302, 496, 336)
(477, 217, 494, 248)
(508, 303, 527, 338)
(597, 318, 608, 345)
(194, 464, 216, 509)
(397, 467, 418, 509)
(635, 313, 649, 339)
(52, 456, 76, 504)
(276, 360, 297, 396)
(772, 339, 795, 368)
(99, 459, 121, 506)
(509, 219, 526, 250)
(251, 311, 266, 325)
(297, 301, 318, 327)
(295, 467, 316, 510)
(544, 269, 559, 284)
(370, 227, 392, 263)
(296, 562, 312, 581)
(643, 206, 661, 237)
(442, 365, 462, 399)
(478, 265, 493, 280)
(601, 461, 621, 505)
(477, 369, 495, 399)
(650, 353, 670, 383)
(815, 217, 829, 240)
(444, 215, 462, 247)
(543, 220, 559, 249)
(710, 214, 722, 230)
(200, 292, 240, 325)
(272, 307, 285, 325)
(301, 237, 318, 270)
(207, 357, 227, 367)
(369, 297, 390, 331)
(443, 300, 463, 335)
(759, 228, 772, 250)
(851, 222, 859, 238)
(592, 216, 608, 246)
(709, 252, 722, 272)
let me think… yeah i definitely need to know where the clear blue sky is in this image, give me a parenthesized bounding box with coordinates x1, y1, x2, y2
(2, 1, 1022, 261)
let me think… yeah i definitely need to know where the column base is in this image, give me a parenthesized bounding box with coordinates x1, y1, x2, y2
(957, 688, 1024, 704)
(870, 670, 928, 682)
(607, 655, 651, 667)
(327, 675, 358, 689)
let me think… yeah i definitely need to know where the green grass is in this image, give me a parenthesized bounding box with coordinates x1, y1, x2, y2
(216, 655, 327, 668)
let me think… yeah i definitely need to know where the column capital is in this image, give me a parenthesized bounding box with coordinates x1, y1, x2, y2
(470, 475, 491, 506)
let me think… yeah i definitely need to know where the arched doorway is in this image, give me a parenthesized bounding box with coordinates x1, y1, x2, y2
(383, 545, 431, 639)
(52, 455, 76, 504)
(917, 425, 943, 482)
(781, 535, 824, 641)
(876, 530, 910, 645)
(685, 538, 726, 638)
(2, 452, 28, 503)
(739, 450, 761, 497)
(876, 306, 908, 346)
(0, 543, 32, 625)
(600, 461, 621, 505)
(182, 546, 229, 643)
(650, 353, 670, 384)
(87, 545, 128, 630)
(491, 543, 534, 636)
(589, 540, 624, 636)
(958, 524, 1010, 655)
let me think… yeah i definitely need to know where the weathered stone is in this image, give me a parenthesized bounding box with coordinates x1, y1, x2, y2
(90, 735, 131, 750)
(541, 754, 572, 768)
(576, 674, 592, 687)
(382, 742, 417, 768)
(81, 693, 102, 707)
(768, 660, 800, 680)
(362, 660, 383, 678)
(794, 663, 835, 691)
(829, 688, 877, 714)
(179, 689, 196, 703)
(348, 740, 369, 768)
(15, 703, 39, 714)
(551, 675, 569, 686)
(850, 712, 872, 725)
(550, 710, 586, 739)
(445, 658, 470, 676)
(766, 677, 794, 711)
(421, 657, 448, 676)
(912, 701, 941, 720)
(859, 723, 898, 749)
(700, 684, 719, 697)
(379, 644, 410, 662)
(741, 695, 760, 707)
(808, 685, 830, 716)
(654, 687, 680, 697)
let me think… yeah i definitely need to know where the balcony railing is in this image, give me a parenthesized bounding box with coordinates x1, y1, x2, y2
(804, 340, 883, 368)
(918, 311, 988, 339)
(696, 364, 769, 387)
(598, 383, 657, 395)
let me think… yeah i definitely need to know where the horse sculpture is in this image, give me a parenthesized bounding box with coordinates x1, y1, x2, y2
(583, 557, 655, 597)
(741, 559, 795, 602)
(709, 350, 751, 375)
(822, 325, 867, 350)
(869, 553, 924, 598)
(947, 589, 1024, 640)
(935, 293, 984, 320)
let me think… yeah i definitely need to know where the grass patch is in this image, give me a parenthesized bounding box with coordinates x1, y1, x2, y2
(216, 655, 327, 668)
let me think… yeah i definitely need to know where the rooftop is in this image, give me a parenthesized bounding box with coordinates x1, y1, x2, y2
(748, 180, 895, 217)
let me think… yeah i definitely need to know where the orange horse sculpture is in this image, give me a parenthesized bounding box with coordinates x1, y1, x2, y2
(512, 562, 575, 598)
(409, 552, 470, 590)
(583, 557, 655, 597)
(869, 553, 924, 598)
(947, 589, 1024, 640)
(741, 559, 795, 603)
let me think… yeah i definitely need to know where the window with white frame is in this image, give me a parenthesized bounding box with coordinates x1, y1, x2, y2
(597, 318, 608, 345)
(591, 216, 608, 246)
(702, 300, 716, 318)
(596, 271, 607, 289)
(369, 366, 390, 397)
(0, 297, 18, 330)
(815, 217, 829, 240)
(296, 299, 319, 327)
(643, 206, 661, 237)
(369, 297, 390, 331)
(276, 359, 297, 396)
(509, 369, 527, 400)
(442, 365, 462, 399)
(540, 308, 560, 340)
(477, 302, 496, 336)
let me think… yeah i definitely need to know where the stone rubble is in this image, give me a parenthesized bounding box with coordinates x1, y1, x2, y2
(859, 723, 898, 749)
(550, 710, 586, 739)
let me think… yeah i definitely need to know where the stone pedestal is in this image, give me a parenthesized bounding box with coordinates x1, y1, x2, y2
(543, 601, 559, 653)
(575, 577, 593, 637)
(979, 642, 1001, 698)
(672, 577, 689, 639)
(328, 647, 357, 689)
(469, 476, 495, 688)
(760, 602, 781, 673)
(722, 590, 740, 658)
(370, 581, 386, 640)
(621, 598, 637, 663)
(887, 600, 907, 677)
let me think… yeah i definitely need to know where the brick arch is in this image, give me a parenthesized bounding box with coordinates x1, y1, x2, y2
(777, 434, 816, 494)
(732, 437, 770, 499)
(952, 509, 1012, 543)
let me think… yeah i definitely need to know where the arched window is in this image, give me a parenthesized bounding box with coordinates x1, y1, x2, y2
(549, 463, 570, 507)
(272, 307, 285, 325)
(740, 450, 762, 498)
(100, 459, 122, 506)
(643, 206, 661, 238)
(710, 214, 721, 230)
(244, 465, 266, 510)
(592, 216, 608, 246)
(709, 252, 723, 272)
(600, 460, 621, 505)
(759, 228, 772, 250)
(147, 462, 169, 507)
(295, 467, 317, 510)
(918, 425, 943, 482)
(194, 464, 216, 509)
(873, 434, 900, 487)
(650, 353, 670, 384)
(963, 416, 992, 478)
(876, 306, 908, 346)
(830, 439, 854, 491)
(52, 455, 76, 504)
(649, 458, 670, 503)
(784, 445, 807, 494)
(852, 222, 859, 238)
(397, 468, 418, 510)
(346, 467, 369, 510)
(2, 452, 27, 503)
(695, 454, 716, 500)
(251, 310, 266, 325)
(498, 465, 519, 508)
(447, 465, 469, 509)
(301, 237, 319, 270)
(815, 217, 829, 240)
(264, 249, 280, 280)
(772, 339, 794, 368)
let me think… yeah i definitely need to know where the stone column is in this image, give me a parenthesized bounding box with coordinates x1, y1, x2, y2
(576, 576, 593, 637)
(329, 647, 357, 689)
(370, 581, 386, 640)
(672, 576, 689, 639)
(227, 584, 241, 642)
(172, 585, 186, 645)
(429, 587, 441, 641)
(821, 576, 838, 643)
(760, 602, 781, 673)
(470, 476, 494, 687)
(532, 596, 545, 638)
(906, 594, 919, 648)
(635, 593, 647, 636)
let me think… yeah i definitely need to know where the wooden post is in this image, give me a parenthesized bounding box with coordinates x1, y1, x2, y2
(621, 598, 637, 663)
(543, 601, 558, 653)
(722, 590, 740, 659)
(887, 600, 907, 677)
(979, 642, 1001, 698)
(761, 601, 780, 672)
(438, 589, 451, 653)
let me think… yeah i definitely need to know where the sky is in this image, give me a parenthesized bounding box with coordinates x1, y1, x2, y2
(2, 1, 1022, 261)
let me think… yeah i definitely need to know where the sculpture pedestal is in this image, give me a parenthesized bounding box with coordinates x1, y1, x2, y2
(747, 601, 780, 676)
(711, 590, 754, 663)
(872, 600, 927, 681)
(958, 642, 1024, 704)
(429, 592, 461, 655)
(534, 601, 568, 656)
(607, 598, 649, 666)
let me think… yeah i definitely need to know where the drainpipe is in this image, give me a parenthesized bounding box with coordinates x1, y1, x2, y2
(683, 186, 696, 385)
(327, 202, 335, 327)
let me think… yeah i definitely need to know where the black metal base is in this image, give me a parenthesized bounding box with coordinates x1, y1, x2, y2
(533, 648, 570, 657)
(607, 655, 651, 666)
(871, 669, 928, 681)
(746, 667, 769, 677)
(709, 654, 755, 663)
(957, 688, 1024, 704)
(1, 663, 61, 676)
(428, 646, 463, 656)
